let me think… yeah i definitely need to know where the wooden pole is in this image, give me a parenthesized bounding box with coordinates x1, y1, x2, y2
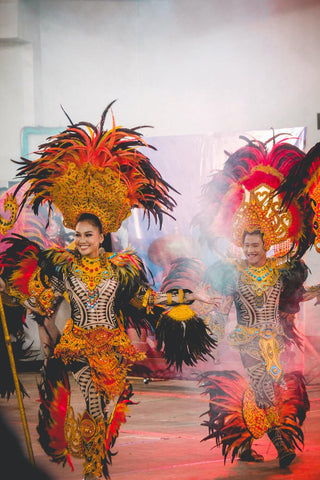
(0, 295, 35, 464)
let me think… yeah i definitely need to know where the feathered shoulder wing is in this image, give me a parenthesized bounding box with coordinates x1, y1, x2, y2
(109, 247, 149, 291)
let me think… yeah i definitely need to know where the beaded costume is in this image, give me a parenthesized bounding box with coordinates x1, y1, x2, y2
(205, 257, 307, 409)
(0, 104, 215, 479)
(196, 138, 310, 468)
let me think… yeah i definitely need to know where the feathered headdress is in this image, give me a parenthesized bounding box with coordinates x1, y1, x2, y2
(195, 137, 306, 257)
(13, 101, 177, 234)
(277, 142, 320, 254)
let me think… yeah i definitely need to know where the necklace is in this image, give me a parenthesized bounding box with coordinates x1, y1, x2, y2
(241, 259, 280, 297)
(72, 254, 114, 308)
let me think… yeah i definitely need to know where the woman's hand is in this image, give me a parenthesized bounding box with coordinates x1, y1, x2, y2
(187, 287, 222, 309)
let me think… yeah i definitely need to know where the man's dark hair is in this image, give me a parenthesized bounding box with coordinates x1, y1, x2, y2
(241, 229, 265, 245)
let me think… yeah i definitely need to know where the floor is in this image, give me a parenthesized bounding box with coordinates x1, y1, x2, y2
(1, 370, 320, 480)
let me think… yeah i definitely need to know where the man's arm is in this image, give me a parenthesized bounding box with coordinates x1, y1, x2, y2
(207, 294, 234, 343)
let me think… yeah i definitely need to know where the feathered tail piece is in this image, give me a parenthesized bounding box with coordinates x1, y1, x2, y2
(199, 370, 309, 463)
(37, 357, 73, 470)
(199, 371, 252, 462)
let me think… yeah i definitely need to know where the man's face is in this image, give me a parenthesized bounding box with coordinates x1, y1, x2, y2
(242, 233, 267, 267)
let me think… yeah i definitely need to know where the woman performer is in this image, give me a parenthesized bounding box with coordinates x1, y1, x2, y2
(0, 103, 219, 480)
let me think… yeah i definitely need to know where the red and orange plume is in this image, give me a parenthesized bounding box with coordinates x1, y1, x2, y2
(195, 137, 307, 257)
(13, 101, 177, 234)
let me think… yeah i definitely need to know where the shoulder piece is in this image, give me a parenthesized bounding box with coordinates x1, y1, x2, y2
(40, 248, 75, 278)
(109, 247, 150, 305)
(109, 247, 146, 279)
(0, 234, 41, 296)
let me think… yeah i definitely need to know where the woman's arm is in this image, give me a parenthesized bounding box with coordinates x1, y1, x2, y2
(143, 288, 221, 307)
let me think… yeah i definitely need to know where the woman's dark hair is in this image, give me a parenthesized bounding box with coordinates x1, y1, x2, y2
(76, 213, 103, 232)
(75, 213, 112, 251)
(241, 229, 265, 245)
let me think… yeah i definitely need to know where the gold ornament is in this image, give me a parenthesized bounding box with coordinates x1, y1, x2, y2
(27, 267, 56, 315)
(232, 185, 293, 251)
(242, 388, 280, 438)
(0, 193, 18, 234)
(259, 332, 282, 381)
(51, 163, 131, 233)
(71, 255, 113, 308)
(54, 319, 145, 399)
(64, 406, 84, 459)
(240, 259, 280, 297)
(165, 304, 196, 321)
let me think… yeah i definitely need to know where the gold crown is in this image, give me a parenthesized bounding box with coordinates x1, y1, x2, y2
(51, 163, 132, 233)
(232, 184, 293, 250)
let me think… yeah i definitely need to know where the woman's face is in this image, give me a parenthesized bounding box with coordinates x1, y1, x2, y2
(74, 220, 104, 259)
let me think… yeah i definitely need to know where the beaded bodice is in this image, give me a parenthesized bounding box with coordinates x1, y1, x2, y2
(53, 254, 120, 330)
(234, 260, 282, 329)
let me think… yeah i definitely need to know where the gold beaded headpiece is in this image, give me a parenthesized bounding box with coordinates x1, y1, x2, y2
(12, 102, 176, 234)
(232, 183, 293, 251)
(195, 138, 305, 257)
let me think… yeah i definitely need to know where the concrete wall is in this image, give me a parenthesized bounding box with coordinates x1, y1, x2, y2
(1, 0, 320, 187)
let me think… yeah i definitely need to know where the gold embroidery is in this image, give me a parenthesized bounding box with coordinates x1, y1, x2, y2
(228, 324, 283, 380)
(64, 407, 107, 477)
(242, 388, 280, 439)
(28, 267, 55, 315)
(64, 406, 84, 459)
(232, 182, 293, 251)
(259, 333, 282, 381)
(0, 193, 18, 234)
(52, 163, 132, 234)
(309, 180, 320, 252)
(71, 255, 113, 308)
(238, 259, 280, 297)
(72, 255, 113, 288)
(54, 320, 146, 399)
